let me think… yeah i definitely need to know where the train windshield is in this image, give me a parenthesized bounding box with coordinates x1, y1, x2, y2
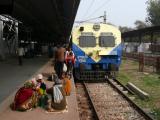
(79, 36, 96, 47)
(99, 36, 115, 47)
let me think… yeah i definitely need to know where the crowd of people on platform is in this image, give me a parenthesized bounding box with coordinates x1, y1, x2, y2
(11, 44, 75, 113)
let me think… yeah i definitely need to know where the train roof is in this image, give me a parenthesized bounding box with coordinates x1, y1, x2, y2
(72, 23, 120, 33)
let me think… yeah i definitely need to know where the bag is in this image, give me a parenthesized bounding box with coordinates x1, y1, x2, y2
(64, 78, 71, 96)
(53, 85, 63, 103)
(63, 63, 67, 72)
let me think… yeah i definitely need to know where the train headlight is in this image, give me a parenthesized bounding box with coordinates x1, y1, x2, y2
(93, 24, 100, 31)
(79, 27, 84, 32)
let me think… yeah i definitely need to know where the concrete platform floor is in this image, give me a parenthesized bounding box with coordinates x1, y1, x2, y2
(0, 57, 79, 120)
(0, 56, 49, 103)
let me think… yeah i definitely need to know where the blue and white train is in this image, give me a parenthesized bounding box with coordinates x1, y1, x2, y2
(72, 23, 122, 80)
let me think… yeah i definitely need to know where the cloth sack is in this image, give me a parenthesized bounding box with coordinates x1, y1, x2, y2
(53, 85, 63, 103)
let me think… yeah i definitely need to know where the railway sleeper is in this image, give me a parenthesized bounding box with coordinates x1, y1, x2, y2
(126, 82, 149, 100)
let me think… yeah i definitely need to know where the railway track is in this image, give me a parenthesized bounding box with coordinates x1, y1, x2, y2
(76, 79, 153, 120)
(76, 83, 99, 120)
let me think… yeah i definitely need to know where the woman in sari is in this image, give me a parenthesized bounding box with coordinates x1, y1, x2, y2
(11, 79, 39, 111)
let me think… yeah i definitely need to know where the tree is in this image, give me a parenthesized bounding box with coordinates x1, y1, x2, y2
(146, 0, 160, 26)
(134, 20, 148, 29)
(119, 26, 133, 33)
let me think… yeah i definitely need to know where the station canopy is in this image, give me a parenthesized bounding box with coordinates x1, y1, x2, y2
(122, 26, 160, 42)
(0, 0, 80, 44)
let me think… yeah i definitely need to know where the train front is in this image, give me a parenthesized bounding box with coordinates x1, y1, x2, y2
(72, 23, 122, 81)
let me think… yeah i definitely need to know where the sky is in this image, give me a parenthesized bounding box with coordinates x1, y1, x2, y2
(75, 0, 148, 28)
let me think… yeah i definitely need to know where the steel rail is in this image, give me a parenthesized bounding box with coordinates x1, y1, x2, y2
(82, 82, 100, 120)
(111, 78, 135, 95)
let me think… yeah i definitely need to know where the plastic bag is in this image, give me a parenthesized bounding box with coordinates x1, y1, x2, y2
(53, 85, 63, 103)
(63, 63, 67, 72)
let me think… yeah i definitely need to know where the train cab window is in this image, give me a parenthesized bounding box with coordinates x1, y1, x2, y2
(99, 35, 115, 47)
(79, 35, 96, 47)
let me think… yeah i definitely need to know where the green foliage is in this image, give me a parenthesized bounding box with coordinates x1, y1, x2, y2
(119, 26, 133, 33)
(152, 108, 160, 120)
(117, 72, 130, 84)
(146, 0, 160, 25)
(142, 75, 160, 87)
(134, 20, 148, 29)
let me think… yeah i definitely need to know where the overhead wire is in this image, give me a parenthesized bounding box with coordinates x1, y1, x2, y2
(82, 0, 96, 18)
(85, 0, 111, 20)
(74, 0, 112, 26)
(75, 15, 103, 23)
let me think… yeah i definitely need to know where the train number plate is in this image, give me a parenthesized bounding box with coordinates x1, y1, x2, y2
(78, 56, 87, 62)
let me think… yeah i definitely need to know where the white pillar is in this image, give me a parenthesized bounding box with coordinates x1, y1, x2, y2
(0, 20, 5, 60)
(14, 22, 18, 54)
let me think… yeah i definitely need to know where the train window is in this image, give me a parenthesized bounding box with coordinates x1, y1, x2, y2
(79, 36, 96, 47)
(99, 36, 115, 47)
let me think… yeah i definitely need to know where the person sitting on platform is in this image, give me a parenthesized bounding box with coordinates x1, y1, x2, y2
(35, 74, 48, 108)
(11, 78, 39, 111)
(46, 74, 67, 112)
(36, 74, 46, 94)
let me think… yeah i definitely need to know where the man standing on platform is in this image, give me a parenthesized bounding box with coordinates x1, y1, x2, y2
(65, 47, 75, 76)
(54, 44, 66, 79)
(18, 45, 24, 66)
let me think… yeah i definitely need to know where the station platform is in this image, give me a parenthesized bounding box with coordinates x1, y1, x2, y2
(0, 56, 49, 103)
(0, 57, 79, 120)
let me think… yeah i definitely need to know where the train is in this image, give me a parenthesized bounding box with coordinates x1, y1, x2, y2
(72, 23, 122, 80)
